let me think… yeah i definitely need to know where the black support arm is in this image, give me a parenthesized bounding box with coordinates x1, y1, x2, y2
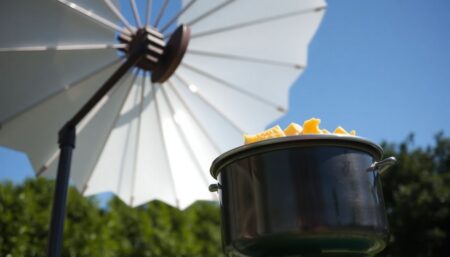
(47, 45, 145, 257)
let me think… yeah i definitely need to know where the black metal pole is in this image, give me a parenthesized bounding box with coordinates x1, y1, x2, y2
(46, 47, 145, 257)
(46, 127, 75, 257)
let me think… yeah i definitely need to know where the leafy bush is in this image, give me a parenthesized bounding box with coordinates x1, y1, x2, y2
(1, 134, 449, 257)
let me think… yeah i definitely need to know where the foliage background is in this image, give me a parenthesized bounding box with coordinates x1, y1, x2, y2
(1, 134, 449, 257)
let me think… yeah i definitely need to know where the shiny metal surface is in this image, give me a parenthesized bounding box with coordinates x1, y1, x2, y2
(211, 135, 383, 179)
(370, 156, 397, 175)
(211, 138, 392, 256)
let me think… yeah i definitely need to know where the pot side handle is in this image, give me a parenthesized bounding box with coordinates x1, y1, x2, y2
(209, 183, 222, 192)
(369, 156, 397, 175)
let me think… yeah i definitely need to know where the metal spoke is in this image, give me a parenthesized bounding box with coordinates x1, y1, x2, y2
(81, 70, 138, 194)
(129, 70, 146, 206)
(151, 76, 180, 207)
(160, 0, 197, 33)
(180, 63, 286, 113)
(191, 6, 325, 39)
(160, 83, 210, 189)
(37, 151, 59, 177)
(187, 49, 305, 69)
(37, 65, 135, 178)
(153, 0, 169, 28)
(145, 0, 153, 25)
(130, 0, 142, 27)
(173, 73, 244, 134)
(164, 0, 235, 39)
(116, 71, 140, 196)
(166, 80, 221, 154)
(0, 44, 126, 52)
(104, 0, 135, 33)
(187, 0, 234, 27)
(58, 0, 129, 35)
(76, 83, 117, 134)
(1, 58, 124, 126)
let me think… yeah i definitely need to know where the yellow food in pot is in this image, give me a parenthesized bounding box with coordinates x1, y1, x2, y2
(243, 125, 285, 144)
(243, 118, 357, 144)
(284, 123, 303, 135)
(302, 118, 322, 134)
(334, 126, 349, 135)
(322, 129, 331, 134)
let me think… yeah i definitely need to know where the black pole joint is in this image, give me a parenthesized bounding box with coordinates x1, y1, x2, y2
(46, 33, 148, 257)
(58, 125, 76, 149)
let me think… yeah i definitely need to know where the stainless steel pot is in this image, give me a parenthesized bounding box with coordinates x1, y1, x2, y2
(209, 135, 396, 257)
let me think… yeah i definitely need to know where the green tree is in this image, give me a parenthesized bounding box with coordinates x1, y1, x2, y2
(105, 198, 224, 257)
(63, 187, 115, 257)
(183, 202, 223, 257)
(0, 178, 52, 257)
(0, 179, 225, 257)
(380, 133, 450, 257)
(1, 133, 449, 257)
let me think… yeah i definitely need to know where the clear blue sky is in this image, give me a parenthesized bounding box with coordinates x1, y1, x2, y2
(1, 0, 449, 184)
(271, 0, 450, 146)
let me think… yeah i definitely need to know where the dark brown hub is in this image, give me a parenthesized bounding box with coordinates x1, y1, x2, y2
(118, 25, 190, 83)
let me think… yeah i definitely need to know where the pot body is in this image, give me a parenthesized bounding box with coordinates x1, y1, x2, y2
(211, 136, 389, 257)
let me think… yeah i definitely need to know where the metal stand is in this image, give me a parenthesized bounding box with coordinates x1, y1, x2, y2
(46, 48, 144, 257)
(45, 25, 190, 257)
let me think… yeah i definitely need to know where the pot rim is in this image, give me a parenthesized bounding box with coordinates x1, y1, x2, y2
(210, 134, 384, 179)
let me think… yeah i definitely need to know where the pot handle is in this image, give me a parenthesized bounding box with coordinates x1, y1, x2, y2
(208, 183, 221, 192)
(369, 156, 397, 174)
